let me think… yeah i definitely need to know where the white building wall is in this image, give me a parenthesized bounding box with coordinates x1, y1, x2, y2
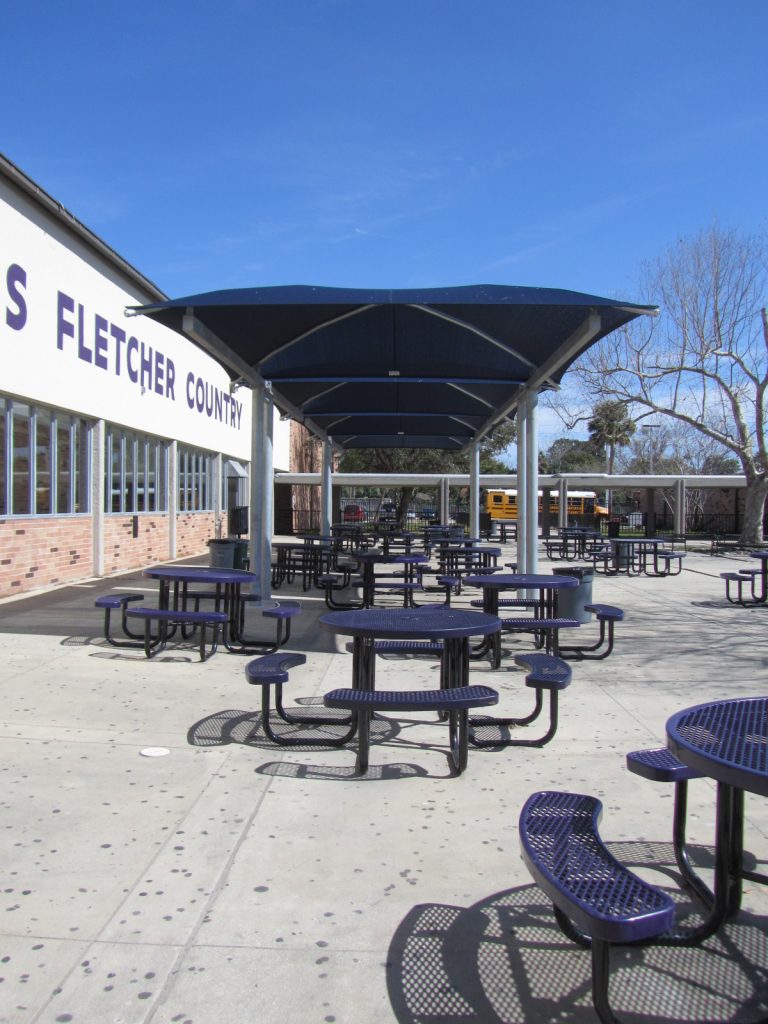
(1, 175, 253, 457)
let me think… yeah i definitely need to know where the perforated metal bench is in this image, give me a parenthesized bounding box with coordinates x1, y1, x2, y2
(720, 570, 757, 605)
(590, 548, 617, 575)
(317, 573, 364, 610)
(125, 606, 228, 661)
(245, 652, 354, 746)
(558, 603, 624, 660)
(373, 580, 422, 607)
(519, 790, 676, 1024)
(499, 615, 580, 656)
(413, 572, 460, 607)
(626, 747, 711, 910)
(470, 652, 571, 748)
(323, 685, 498, 775)
(237, 598, 301, 649)
(470, 597, 538, 610)
(543, 538, 566, 560)
(652, 550, 686, 576)
(344, 639, 443, 657)
(94, 592, 145, 646)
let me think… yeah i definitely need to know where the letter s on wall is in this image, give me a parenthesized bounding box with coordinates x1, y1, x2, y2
(6, 264, 27, 331)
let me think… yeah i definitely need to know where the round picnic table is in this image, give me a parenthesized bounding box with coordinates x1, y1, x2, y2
(320, 605, 501, 692)
(349, 550, 428, 607)
(667, 695, 768, 943)
(143, 564, 260, 652)
(463, 573, 579, 665)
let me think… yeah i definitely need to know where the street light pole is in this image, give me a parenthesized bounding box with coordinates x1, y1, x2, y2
(640, 423, 661, 536)
(641, 423, 661, 473)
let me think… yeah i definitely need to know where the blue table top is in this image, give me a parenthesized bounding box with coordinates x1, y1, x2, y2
(667, 696, 768, 797)
(610, 537, 663, 546)
(351, 550, 427, 562)
(144, 565, 256, 585)
(320, 606, 501, 640)
(464, 573, 579, 589)
(441, 544, 501, 553)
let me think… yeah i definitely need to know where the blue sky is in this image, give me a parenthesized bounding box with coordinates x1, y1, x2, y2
(4, 0, 766, 446)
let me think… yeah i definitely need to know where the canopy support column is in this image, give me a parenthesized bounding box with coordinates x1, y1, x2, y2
(469, 442, 480, 539)
(517, 404, 528, 573)
(321, 439, 333, 536)
(439, 477, 450, 525)
(525, 390, 539, 574)
(558, 478, 568, 530)
(249, 383, 273, 602)
(91, 419, 105, 577)
(674, 479, 686, 535)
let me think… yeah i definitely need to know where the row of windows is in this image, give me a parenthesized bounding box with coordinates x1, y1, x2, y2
(0, 397, 89, 516)
(1, 398, 230, 518)
(107, 427, 168, 513)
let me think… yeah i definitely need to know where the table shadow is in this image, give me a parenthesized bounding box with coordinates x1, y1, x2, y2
(386, 838, 768, 1024)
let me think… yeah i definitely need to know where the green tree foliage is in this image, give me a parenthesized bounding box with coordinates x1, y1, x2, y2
(587, 401, 637, 473)
(337, 423, 516, 518)
(539, 437, 604, 473)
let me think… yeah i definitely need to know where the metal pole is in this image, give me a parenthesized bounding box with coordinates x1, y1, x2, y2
(558, 478, 568, 531)
(440, 476, 450, 524)
(675, 479, 686, 535)
(250, 383, 274, 602)
(321, 439, 333, 536)
(525, 391, 539, 574)
(517, 402, 528, 573)
(91, 419, 105, 576)
(469, 442, 480, 539)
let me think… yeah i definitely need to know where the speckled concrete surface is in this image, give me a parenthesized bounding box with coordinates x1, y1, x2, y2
(0, 542, 766, 1023)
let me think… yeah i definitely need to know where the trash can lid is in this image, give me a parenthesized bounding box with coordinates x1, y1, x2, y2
(552, 566, 594, 578)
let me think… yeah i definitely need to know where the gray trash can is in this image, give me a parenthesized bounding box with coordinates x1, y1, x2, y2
(553, 566, 594, 623)
(208, 539, 236, 568)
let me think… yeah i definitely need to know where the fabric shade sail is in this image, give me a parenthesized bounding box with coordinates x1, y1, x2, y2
(129, 284, 656, 450)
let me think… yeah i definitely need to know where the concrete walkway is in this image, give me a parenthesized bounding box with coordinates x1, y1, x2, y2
(1, 542, 767, 1023)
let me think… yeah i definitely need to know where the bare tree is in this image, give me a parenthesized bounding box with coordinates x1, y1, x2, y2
(572, 225, 767, 544)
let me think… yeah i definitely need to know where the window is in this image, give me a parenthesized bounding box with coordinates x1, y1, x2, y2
(0, 397, 90, 517)
(178, 445, 219, 511)
(105, 425, 167, 514)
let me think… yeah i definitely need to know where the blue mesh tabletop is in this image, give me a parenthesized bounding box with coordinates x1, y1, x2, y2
(667, 697, 768, 797)
(319, 607, 501, 640)
(463, 573, 579, 589)
(144, 565, 257, 585)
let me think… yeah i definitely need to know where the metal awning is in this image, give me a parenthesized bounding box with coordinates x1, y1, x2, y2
(129, 284, 657, 450)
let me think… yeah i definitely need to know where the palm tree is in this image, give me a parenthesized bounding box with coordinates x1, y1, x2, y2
(587, 401, 637, 513)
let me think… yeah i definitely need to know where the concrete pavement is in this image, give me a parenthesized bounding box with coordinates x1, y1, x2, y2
(1, 541, 767, 1023)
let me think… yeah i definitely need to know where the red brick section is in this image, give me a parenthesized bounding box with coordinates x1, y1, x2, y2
(0, 512, 218, 599)
(103, 515, 172, 575)
(0, 517, 93, 597)
(176, 512, 218, 558)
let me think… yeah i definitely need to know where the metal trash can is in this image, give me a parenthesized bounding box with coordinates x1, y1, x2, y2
(233, 540, 249, 570)
(607, 518, 621, 539)
(207, 538, 236, 568)
(553, 566, 594, 623)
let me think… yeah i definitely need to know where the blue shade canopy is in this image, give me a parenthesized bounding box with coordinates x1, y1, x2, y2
(129, 284, 656, 450)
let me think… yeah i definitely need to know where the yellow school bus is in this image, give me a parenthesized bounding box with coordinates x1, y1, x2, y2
(484, 489, 609, 521)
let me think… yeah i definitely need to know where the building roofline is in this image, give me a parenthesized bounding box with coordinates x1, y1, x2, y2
(0, 152, 167, 302)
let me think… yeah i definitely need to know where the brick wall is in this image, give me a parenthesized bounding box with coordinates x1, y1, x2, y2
(0, 517, 94, 597)
(176, 511, 219, 559)
(103, 515, 171, 574)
